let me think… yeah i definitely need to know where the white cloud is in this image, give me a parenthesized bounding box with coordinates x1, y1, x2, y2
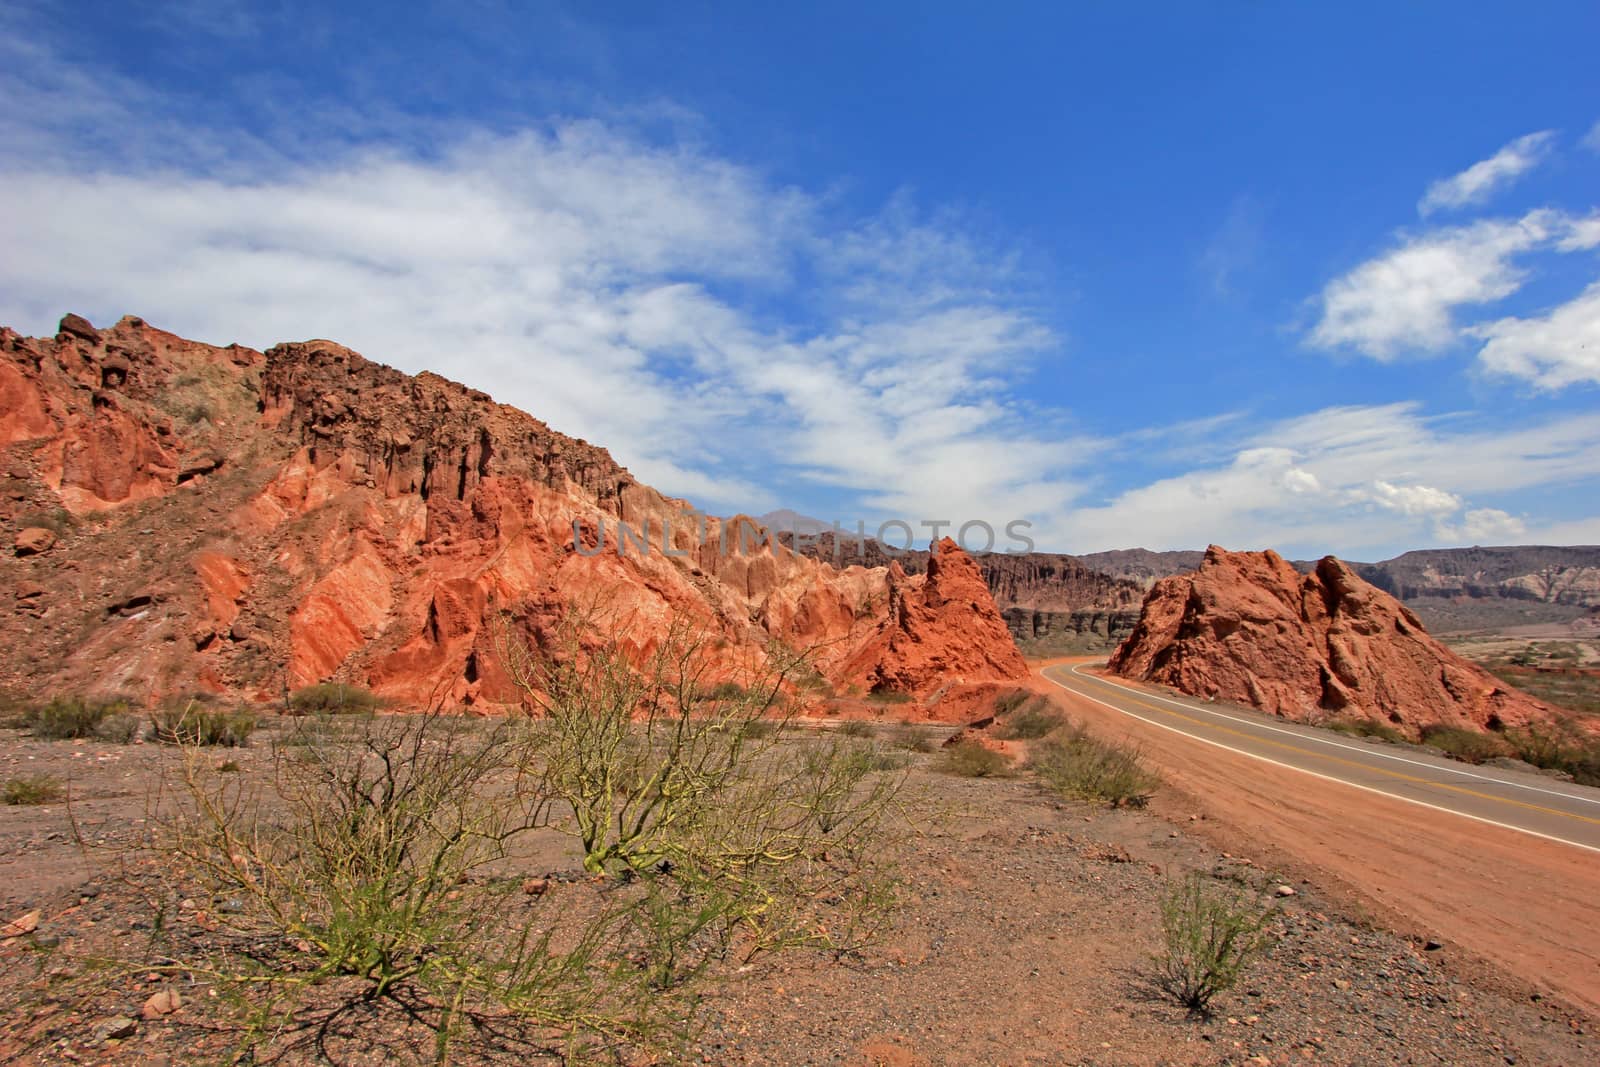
(1360, 480, 1461, 517)
(1309, 212, 1559, 358)
(1047, 403, 1600, 556)
(1472, 281, 1600, 389)
(1435, 508, 1527, 544)
(1555, 211, 1600, 252)
(1584, 121, 1600, 154)
(1418, 131, 1556, 216)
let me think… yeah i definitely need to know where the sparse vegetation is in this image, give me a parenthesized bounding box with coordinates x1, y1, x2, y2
(884, 724, 938, 753)
(15, 507, 76, 536)
(1152, 872, 1277, 1016)
(939, 739, 1013, 778)
(286, 682, 381, 716)
(838, 719, 877, 738)
(996, 695, 1064, 740)
(1029, 723, 1160, 807)
(501, 612, 907, 954)
(156, 712, 679, 1059)
(148, 699, 257, 746)
(17, 696, 141, 742)
(3, 772, 64, 806)
(1420, 724, 1506, 764)
(1504, 726, 1600, 787)
(1324, 717, 1406, 744)
(866, 689, 914, 705)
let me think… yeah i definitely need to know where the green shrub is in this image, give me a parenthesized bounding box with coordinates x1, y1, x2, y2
(3, 773, 63, 805)
(997, 697, 1064, 740)
(1420, 725, 1507, 764)
(866, 689, 914, 705)
(1029, 724, 1160, 807)
(1324, 718, 1405, 744)
(992, 690, 1030, 716)
(1153, 872, 1276, 1016)
(21, 697, 140, 741)
(149, 701, 257, 746)
(286, 682, 380, 716)
(838, 719, 878, 738)
(1505, 726, 1600, 787)
(702, 680, 747, 701)
(939, 739, 1013, 778)
(885, 724, 938, 753)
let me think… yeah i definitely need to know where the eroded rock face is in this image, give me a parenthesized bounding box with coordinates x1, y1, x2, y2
(0, 315, 1025, 714)
(841, 538, 1029, 695)
(1108, 546, 1564, 736)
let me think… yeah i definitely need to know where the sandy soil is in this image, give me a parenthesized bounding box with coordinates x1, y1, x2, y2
(0, 713, 1594, 1065)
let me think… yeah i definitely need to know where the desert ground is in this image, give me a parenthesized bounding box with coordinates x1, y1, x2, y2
(2, 682, 1595, 1067)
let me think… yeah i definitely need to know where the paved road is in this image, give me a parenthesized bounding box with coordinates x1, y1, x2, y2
(1041, 662, 1600, 856)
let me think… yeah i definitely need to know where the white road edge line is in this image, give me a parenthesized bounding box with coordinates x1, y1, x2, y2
(1068, 663, 1600, 808)
(1040, 666, 1600, 858)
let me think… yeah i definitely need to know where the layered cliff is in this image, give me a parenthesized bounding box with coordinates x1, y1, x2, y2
(1108, 545, 1566, 737)
(784, 532, 1145, 651)
(1, 315, 1024, 712)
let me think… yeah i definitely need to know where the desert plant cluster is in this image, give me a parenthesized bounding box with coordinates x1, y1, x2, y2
(108, 618, 913, 1062)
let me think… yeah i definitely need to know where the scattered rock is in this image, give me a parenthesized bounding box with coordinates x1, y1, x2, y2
(0, 909, 40, 939)
(14, 526, 56, 556)
(1275, 885, 1297, 898)
(141, 989, 182, 1019)
(93, 1015, 138, 1042)
(522, 877, 550, 897)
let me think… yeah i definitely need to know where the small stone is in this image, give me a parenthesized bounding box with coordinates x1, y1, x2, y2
(0, 909, 40, 938)
(1424, 939, 1443, 951)
(522, 877, 550, 897)
(1274, 885, 1297, 897)
(94, 1015, 138, 1041)
(13, 527, 56, 556)
(141, 989, 181, 1019)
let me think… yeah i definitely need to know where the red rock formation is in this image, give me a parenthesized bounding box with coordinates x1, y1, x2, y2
(0, 315, 1025, 715)
(841, 538, 1029, 695)
(1109, 545, 1565, 736)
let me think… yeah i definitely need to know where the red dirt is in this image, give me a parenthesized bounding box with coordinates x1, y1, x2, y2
(1027, 661, 1600, 1017)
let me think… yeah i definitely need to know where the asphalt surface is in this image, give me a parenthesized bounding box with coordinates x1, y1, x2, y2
(1041, 662, 1600, 856)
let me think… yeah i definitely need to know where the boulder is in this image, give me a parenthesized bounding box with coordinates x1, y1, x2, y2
(1109, 545, 1565, 737)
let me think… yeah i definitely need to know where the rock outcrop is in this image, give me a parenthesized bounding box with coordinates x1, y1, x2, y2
(784, 532, 1145, 651)
(0, 315, 1025, 714)
(841, 538, 1029, 694)
(1108, 545, 1565, 736)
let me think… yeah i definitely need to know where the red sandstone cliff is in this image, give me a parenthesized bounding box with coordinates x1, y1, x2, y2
(1108, 546, 1565, 737)
(0, 315, 1024, 713)
(840, 538, 1029, 694)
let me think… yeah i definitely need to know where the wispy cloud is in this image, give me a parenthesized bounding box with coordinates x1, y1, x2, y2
(1047, 403, 1600, 555)
(1309, 210, 1561, 358)
(1418, 130, 1556, 216)
(0, 19, 1077, 523)
(1473, 281, 1600, 390)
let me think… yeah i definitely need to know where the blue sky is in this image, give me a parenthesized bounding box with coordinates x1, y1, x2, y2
(2, 2, 1598, 559)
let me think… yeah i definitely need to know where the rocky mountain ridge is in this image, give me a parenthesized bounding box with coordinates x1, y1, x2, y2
(781, 532, 1147, 652)
(1, 315, 1026, 712)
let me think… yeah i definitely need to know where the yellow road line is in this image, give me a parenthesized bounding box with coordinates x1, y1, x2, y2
(1051, 668, 1600, 829)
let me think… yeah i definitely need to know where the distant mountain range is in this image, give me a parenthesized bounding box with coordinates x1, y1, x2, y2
(774, 515, 1600, 652)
